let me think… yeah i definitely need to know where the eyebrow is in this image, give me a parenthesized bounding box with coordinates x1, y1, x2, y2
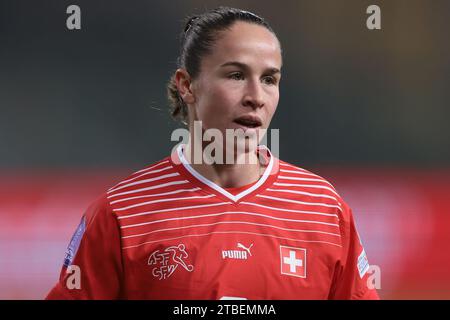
(220, 61, 281, 75)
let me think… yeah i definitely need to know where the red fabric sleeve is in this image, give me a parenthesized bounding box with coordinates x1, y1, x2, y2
(329, 201, 380, 300)
(46, 194, 123, 299)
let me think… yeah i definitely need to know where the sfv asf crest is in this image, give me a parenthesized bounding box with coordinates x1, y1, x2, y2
(148, 244, 194, 280)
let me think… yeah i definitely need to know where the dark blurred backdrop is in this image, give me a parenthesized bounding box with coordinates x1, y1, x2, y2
(1, 0, 449, 168)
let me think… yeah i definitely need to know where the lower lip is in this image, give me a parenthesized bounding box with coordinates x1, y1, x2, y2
(232, 122, 261, 132)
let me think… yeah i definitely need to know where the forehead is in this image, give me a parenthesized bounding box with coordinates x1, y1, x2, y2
(202, 21, 282, 70)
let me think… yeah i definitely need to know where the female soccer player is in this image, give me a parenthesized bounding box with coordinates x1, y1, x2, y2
(47, 7, 379, 300)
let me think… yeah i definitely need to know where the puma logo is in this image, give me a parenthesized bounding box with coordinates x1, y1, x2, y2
(237, 243, 253, 256)
(222, 242, 254, 260)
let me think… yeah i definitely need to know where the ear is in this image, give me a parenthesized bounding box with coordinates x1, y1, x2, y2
(175, 68, 196, 104)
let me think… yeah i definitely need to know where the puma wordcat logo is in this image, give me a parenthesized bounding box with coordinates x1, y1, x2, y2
(222, 243, 254, 260)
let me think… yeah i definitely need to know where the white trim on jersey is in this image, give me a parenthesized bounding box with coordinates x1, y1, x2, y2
(113, 194, 216, 211)
(176, 143, 274, 203)
(107, 180, 190, 199)
(108, 172, 180, 193)
(255, 194, 341, 210)
(121, 220, 341, 240)
(120, 209, 340, 230)
(121, 230, 343, 250)
(109, 187, 202, 205)
(114, 165, 173, 187)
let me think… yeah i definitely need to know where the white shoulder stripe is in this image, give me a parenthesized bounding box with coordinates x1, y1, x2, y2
(108, 173, 180, 194)
(134, 160, 169, 174)
(113, 194, 215, 211)
(117, 202, 230, 220)
(278, 175, 335, 189)
(107, 161, 171, 192)
(120, 210, 340, 230)
(280, 169, 324, 178)
(110, 188, 201, 205)
(122, 221, 341, 240)
(240, 201, 339, 219)
(122, 231, 342, 250)
(273, 182, 340, 197)
(107, 180, 189, 199)
(256, 194, 342, 210)
(113, 166, 173, 187)
(266, 188, 340, 204)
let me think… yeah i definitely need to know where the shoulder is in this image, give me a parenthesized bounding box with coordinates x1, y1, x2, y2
(277, 161, 360, 244)
(277, 160, 351, 217)
(83, 157, 173, 222)
(106, 157, 173, 194)
(277, 160, 342, 196)
(103, 156, 184, 207)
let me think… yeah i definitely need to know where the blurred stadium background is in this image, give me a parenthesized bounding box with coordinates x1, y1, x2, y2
(1, 0, 449, 299)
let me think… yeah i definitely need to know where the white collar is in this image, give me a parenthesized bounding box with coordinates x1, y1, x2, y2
(176, 143, 275, 202)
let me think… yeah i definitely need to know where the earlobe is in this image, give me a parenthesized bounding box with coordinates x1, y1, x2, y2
(175, 69, 196, 104)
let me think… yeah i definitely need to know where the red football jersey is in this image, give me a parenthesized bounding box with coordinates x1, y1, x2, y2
(46, 144, 379, 300)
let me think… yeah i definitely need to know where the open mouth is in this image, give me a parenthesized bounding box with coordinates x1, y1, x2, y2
(233, 116, 262, 129)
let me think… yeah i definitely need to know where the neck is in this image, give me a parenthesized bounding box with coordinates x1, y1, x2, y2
(183, 140, 266, 189)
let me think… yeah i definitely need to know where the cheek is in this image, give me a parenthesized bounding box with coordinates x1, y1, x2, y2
(198, 84, 236, 119)
(265, 90, 280, 119)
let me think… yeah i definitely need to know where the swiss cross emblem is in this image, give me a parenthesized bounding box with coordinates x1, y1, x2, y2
(280, 245, 306, 278)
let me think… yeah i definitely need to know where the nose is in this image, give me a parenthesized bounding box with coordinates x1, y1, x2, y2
(242, 78, 265, 109)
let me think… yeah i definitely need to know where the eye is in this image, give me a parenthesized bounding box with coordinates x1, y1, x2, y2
(228, 72, 244, 80)
(262, 76, 277, 85)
